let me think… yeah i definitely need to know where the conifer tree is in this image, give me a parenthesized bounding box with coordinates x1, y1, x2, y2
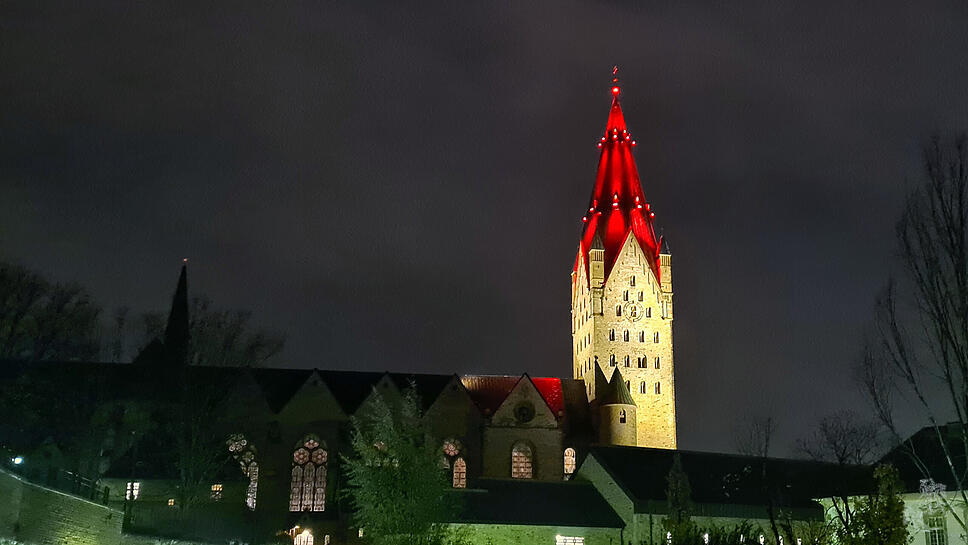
(664, 453, 699, 545)
(343, 384, 464, 545)
(837, 464, 909, 545)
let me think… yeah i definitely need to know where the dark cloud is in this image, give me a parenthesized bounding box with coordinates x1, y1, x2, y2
(3, 1, 968, 454)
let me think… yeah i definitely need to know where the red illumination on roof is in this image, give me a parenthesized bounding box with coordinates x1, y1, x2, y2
(461, 375, 565, 418)
(574, 79, 663, 284)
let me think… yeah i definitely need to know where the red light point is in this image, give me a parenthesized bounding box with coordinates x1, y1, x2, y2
(611, 86, 620, 95)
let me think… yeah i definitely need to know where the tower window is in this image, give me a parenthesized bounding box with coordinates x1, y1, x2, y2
(619, 409, 627, 423)
(511, 442, 533, 479)
(624, 355, 630, 367)
(639, 331, 645, 342)
(637, 357, 645, 368)
(638, 291, 644, 301)
(639, 382, 647, 394)
(616, 305, 622, 316)
(654, 332, 660, 343)
(609, 329, 615, 341)
(655, 357, 660, 369)
(646, 307, 652, 318)
(624, 290, 629, 301)
(630, 276, 636, 287)
(625, 380, 630, 391)
(609, 354, 616, 366)
(623, 330, 629, 342)
(655, 382, 661, 394)
(563, 447, 577, 478)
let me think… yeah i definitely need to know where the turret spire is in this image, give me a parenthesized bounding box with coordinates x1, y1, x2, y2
(164, 259, 190, 366)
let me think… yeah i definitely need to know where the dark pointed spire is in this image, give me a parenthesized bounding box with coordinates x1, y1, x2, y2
(164, 260, 190, 366)
(600, 368, 636, 406)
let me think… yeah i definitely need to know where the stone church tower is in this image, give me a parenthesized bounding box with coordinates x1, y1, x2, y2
(571, 74, 676, 449)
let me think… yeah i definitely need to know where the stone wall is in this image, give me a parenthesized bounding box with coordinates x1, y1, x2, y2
(572, 232, 676, 449)
(0, 468, 122, 545)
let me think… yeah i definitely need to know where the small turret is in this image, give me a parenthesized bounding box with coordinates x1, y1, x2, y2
(598, 368, 637, 446)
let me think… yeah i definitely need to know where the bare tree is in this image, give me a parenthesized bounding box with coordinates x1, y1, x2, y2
(861, 133, 968, 534)
(0, 262, 102, 361)
(735, 415, 776, 458)
(797, 410, 880, 465)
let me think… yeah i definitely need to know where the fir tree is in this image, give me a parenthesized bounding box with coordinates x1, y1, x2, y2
(837, 464, 909, 545)
(664, 453, 700, 545)
(343, 384, 464, 545)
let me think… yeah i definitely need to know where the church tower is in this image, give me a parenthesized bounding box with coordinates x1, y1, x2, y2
(571, 72, 676, 449)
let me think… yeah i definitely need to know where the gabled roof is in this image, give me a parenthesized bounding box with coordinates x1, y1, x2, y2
(461, 374, 565, 417)
(880, 422, 968, 493)
(453, 479, 623, 528)
(584, 446, 873, 516)
(575, 77, 663, 285)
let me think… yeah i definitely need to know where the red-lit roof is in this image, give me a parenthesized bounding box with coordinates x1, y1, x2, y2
(461, 375, 565, 417)
(575, 83, 662, 284)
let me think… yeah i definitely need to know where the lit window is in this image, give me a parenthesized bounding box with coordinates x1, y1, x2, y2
(453, 457, 467, 488)
(289, 435, 328, 512)
(557, 536, 585, 545)
(294, 529, 314, 545)
(511, 442, 533, 479)
(616, 305, 622, 316)
(227, 433, 259, 509)
(167, 498, 175, 507)
(925, 514, 947, 545)
(639, 382, 647, 394)
(125, 481, 140, 500)
(655, 357, 660, 369)
(211, 483, 223, 500)
(655, 382, 661, 394)
(623, 330, 629, 342)
(563, 448, 576, 477)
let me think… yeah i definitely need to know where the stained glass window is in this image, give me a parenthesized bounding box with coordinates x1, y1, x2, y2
(563, 447, 576, 477)
(226, 434, 259, 510)
(442, 439, 466, 488)
(453, 457, 467, 488)
(210, 483, 223, 501)
(511, 442, 533, 479)
(125, 481, 140, 500)
(290, 435, 328, 512)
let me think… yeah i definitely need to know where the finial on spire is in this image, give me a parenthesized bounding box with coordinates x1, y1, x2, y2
(611, 65, 620, 96)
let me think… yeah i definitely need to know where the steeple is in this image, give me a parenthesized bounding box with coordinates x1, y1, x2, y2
(163, 260, 190, 366)
(576, 68, 663, 284)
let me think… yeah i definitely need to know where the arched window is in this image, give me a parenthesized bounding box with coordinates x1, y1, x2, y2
(624, 355, 630, 367)
(289, 435, 328, 512)
(453, 457, 467, 488)
(655, 357, 660, 369)
(646, 307, 652, 318)
(619, 410, 627, 423)
(227, 434, 259, 510)
(609, 354, 616, 366)
(655, 382, 661, 394)
(630, 276, 636, 287)
(609, 329, 615, 341)
(616, 305, 622, 316)
(639, 331, 645, 342)
(639, 382, 647, 394)
(511, 442, 533, 479)
(563, 447, 576, 478)
(638, 291, 644, 301)
(441, 439, 466, 488)
(623, 290, 629, 301)
(294, 529, 314, 545)
(654, 331, 660, 343)
(623, 330, 629, 342)
(637, 357, 645, 368)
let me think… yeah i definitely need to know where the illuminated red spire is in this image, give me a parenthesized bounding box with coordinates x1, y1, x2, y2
(576, 69, 662, 283)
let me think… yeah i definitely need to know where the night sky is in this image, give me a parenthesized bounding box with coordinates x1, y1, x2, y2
(3, 2, 968, 455)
